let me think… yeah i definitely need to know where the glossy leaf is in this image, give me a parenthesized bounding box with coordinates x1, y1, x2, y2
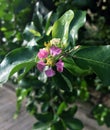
(33, 122, 50, 130)
(65, 118, 84, 130)
(33, 2, 43, 34)
(53, 73, 72, 91)
(52, 10, 74, 46)
(61, 106, 78, 120)
(64, 57, 89, 76)
(57, 102, 67, 116)
(61, 74, 73, 92)
(44, 11, 53, 34)
(51, 120, 66, 130)
(69, 10, 86, 46)
(35, 112, 53, 123)
(73, 46, 110, 85)
(0, 46, 37, 84)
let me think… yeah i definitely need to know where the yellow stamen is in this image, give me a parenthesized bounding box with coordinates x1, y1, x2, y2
(46, 58, 54, 66)
(44, 42, 51, 49)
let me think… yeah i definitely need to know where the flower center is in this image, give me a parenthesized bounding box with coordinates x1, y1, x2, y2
(46, 58, 54, 66)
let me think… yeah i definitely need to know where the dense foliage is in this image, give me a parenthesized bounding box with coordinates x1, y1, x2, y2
(0, 0, 110, 129)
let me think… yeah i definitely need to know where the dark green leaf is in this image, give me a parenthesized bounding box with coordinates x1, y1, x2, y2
(33, 122, 50, 130)
(0, 46, 37, 84)
(35, 112, 53, 123)
(13, 0, 32, 14)
(69, 10, 86, 46)
(61, 106, 78, 120)
(53, 73, 72, 91)
(92, 104, 108, 125)
(33, 2, 43, 34)
(105, 112, 110, 127)
(44, 11, 53, 34)
(61, 74, 73, 92)
(73, 46, 110, 85)
(65, 118, 84, 130)
(18, 78, 44, 89)
(51, 120, 66, 130)
(64, 57, 89, 76)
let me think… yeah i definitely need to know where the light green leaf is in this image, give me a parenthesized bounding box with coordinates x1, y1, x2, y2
(69, 10, 86, 46)
(0, 46, 37, 84)
(57, 102, 67, 116)
(52, 10, 74, 46)
(73, 46, 110, 85)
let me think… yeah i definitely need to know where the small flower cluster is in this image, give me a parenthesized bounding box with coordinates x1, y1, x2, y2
(37, 38, 64, 77)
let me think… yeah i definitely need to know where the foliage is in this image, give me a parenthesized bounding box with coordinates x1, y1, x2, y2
(0, 0, 110, 130)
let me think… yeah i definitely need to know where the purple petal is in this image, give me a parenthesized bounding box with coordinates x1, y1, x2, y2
(50, 46, 62, 56)
(37, 49, 49, 59)
(45, 68, 55, 77)
(56, 60, 64, 72)
(37, 61, 46, 72)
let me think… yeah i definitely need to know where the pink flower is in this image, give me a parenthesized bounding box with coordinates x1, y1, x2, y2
(37, 49, 49, 59)
(50, 46, 62, 56)
(37, 61, 46, 72)
(56, 60, 64, 72)
(45, 68, 55, 77)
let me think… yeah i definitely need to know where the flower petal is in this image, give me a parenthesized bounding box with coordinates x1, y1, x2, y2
(56, 60, 64, 72)
(37, 49, 49, 59)
(50, 46, 62, 56)
(37, 61, 46, 72)
(45, 68, 55, 77)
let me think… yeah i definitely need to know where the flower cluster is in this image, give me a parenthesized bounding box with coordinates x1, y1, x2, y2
(36, 38, 64, 77)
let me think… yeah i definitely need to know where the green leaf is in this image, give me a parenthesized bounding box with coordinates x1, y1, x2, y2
(33, 2, 43, 34)
(69, 10, 86, 46)
(52, 10, 74, 46)
(92, 104, 108, 125)
(64, 57, 89, 76)
(57, 102, 67, 116)
(44, 11, 53, 34)
(53, 73, 72, 91)
(105, 112, 110, 127)
(15, 87, 30, 117)
(14, 0, 31, 14)
(78, 80, 89, 101)
(73, 46, 110, 85)
(18, 78, 44, 89)
(35, 112, 53, 123)
(51, 120, 66, 130)
(33, 122, 50, 130)
(65, 118, 84, 130)
(61, 74, 73, 92)
(61, 106, 78, 120)
(0, 46, 37, 84)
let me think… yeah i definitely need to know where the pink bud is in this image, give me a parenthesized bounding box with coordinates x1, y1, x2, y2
(45, 68, 55, 77)
(56, 60, 64, 72)
(37, 49, 49, 59)
(37, 61, 46, 72)
(50, 46, 62, 56)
